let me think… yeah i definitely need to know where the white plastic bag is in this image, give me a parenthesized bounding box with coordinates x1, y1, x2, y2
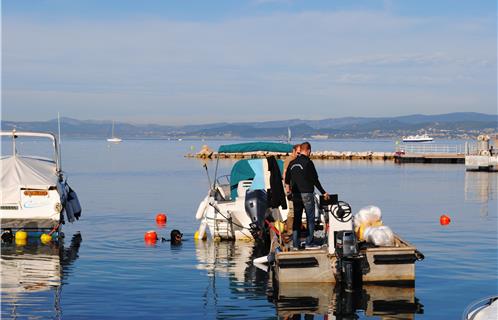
(364, 226, 394, 247)
(353, 205, 382, 228)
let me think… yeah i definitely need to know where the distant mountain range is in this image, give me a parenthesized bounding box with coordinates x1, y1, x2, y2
(1, 112, 496, 139)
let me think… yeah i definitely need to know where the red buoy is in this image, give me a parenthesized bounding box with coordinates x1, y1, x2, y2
(440, 214, 451, 225)
(144, 230, 158, 243)
(155, 213, 167, 224)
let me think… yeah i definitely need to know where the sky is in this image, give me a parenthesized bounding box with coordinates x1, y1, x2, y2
(2, 0, 497, 125)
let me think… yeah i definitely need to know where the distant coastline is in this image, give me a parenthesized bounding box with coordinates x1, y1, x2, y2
(2, 112, 496, 140)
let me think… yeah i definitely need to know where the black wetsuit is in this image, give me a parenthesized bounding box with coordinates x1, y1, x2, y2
(284, 154, 326, 195)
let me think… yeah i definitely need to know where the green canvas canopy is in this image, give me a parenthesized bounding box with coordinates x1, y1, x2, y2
(218, 142, 293, 154)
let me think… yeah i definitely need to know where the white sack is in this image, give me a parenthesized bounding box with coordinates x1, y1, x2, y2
(353, 205, 382, 228)
(364, 226, 394, 247)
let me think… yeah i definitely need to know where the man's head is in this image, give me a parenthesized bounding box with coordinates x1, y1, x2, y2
(171, 229, 183, 245)
(292, 144, 301, 156)
(300, 142, 311, 156)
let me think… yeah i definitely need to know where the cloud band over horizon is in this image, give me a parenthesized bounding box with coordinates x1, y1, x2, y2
(2, 1, 496, 124)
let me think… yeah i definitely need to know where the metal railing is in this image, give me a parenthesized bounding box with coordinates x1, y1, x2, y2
(396, 143, 465, 154)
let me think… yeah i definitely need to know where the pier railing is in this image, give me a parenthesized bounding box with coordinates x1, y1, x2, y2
(397, 143, 465, 154)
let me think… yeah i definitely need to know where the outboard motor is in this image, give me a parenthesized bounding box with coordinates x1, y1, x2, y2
(322, 198, 362, 292)
(245, 189, 268, 230)
(335, 230, 361, 292)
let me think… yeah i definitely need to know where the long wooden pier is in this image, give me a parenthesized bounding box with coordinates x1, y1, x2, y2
(187, 150, 396, 160)
(186, 142, 472, 164)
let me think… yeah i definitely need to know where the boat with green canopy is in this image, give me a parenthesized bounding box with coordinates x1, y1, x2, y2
(218, 142, 293, 154)
(195, 142, 292, 241)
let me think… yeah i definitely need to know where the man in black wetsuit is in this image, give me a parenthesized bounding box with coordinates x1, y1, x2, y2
(284, 142, 329, 248)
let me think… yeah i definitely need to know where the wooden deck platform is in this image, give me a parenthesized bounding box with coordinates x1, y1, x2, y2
(395, 153, 465, 164)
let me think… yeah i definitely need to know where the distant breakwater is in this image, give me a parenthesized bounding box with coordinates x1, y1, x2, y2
(186, 150, 396, 161)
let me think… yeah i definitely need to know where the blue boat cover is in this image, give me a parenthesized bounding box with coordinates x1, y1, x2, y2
(229, 158, 284, 199)
(218, 142, 293, 154)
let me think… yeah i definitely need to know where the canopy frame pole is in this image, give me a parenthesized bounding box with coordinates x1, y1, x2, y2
(212, 157, 220, 190)
(12, 130, 17, 156)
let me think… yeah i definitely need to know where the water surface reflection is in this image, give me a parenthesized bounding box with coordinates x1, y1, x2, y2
(1, 233, 82, 319)
(464, 172, 497, 217)
(195, 240, 424, 319)
(271, 282, 423, 319)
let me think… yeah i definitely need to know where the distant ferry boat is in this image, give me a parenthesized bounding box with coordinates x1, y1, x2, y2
(311, 134, 329, 140)
(402, 134, 433, 142)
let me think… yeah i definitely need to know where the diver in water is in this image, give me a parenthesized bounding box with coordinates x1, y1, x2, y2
(169, 229, 183, 245)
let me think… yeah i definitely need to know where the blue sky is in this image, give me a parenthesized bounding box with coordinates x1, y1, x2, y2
(2, 0, 496, 124)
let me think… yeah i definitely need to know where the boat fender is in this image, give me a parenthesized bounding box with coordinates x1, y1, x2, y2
(41, 233, 52, 244)
(195, 221, 208, 240)
(15, 230, 27, 241)
(64, 198, 76, 223)
(414, 249, 425, 261)
(253, 262, 268, 272)
(254, 255, 269, 265)
(195, 196, 209, 220)
(67, 186, 82, 220)
(1, 230, 13, 243)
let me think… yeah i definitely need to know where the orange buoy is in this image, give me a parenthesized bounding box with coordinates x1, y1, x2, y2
(440, 214, 451, 225)
(144, 230, 158, 243)
(155, 213, 167, 224)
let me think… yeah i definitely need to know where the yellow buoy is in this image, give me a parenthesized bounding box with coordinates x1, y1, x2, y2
(15, 230, 28, 241)
(41, 233, 52, 244)
(194, 230, 207, 240)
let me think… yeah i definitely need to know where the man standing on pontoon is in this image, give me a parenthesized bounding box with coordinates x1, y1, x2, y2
(283, 144, 301, 237)
(285, 142, 329, 248)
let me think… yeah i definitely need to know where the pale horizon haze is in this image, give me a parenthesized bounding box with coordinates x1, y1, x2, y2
(2, 0, 496, 125)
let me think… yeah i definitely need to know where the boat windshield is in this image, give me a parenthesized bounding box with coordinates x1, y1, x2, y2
(1, 134, 58, 164)
(215, 175, 230, 187)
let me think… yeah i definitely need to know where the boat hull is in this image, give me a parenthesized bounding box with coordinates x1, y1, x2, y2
(273, 235, 420, 284)
(402, 138, 433, 142)
(204, 200, 255, 240)
(198, 192, 290, 241)
(1, 189, 62, 231)
(275, 249, 336, 283)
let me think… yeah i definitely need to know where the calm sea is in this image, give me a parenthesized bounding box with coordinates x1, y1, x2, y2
(1, 139, 497, 319)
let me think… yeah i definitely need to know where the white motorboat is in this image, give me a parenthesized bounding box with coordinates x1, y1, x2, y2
(402, 134, 433, 142)
(0, 130, 81, 235)
(195, 142, 295, 241)
(107, 121, 122, 143)
(464, 296, 498, 320)
(311, 134, 328, 140)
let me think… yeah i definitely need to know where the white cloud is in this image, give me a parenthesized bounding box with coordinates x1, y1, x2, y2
(2, 10, 496, 123)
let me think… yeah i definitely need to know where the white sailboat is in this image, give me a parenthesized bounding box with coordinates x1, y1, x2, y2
(107, 121, 122, 143)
